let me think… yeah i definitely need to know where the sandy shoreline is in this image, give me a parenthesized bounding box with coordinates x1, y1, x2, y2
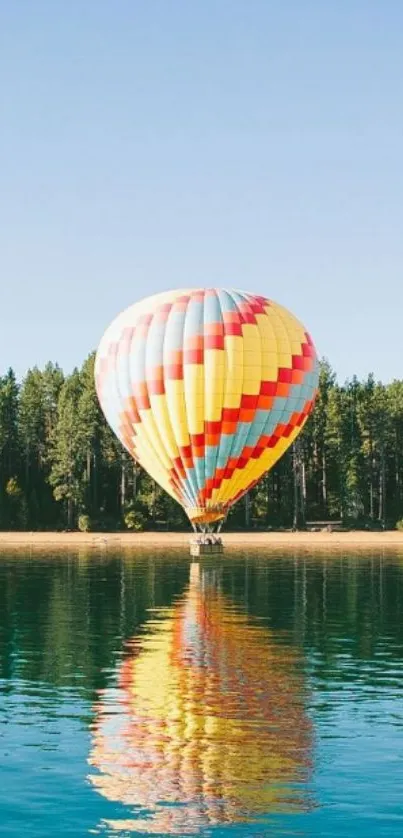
(1, 530, 403, 550)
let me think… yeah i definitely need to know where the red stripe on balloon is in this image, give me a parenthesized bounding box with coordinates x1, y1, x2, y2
(197, 397, 317, 504)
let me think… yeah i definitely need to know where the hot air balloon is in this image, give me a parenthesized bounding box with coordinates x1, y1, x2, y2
(88, 563, 313, 834)
(95, 289, 319, 530)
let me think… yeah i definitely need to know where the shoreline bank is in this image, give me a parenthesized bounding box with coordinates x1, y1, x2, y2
(1, 530, 403, 549)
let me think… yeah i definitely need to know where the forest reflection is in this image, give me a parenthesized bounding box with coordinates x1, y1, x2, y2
(1, 550, 403, 837)
(1, 551, 403, 694)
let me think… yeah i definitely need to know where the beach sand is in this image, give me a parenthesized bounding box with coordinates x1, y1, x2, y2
(0, 530, 403, 550)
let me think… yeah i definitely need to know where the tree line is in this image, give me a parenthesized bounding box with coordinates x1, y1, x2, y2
(0, 354, 402, 531)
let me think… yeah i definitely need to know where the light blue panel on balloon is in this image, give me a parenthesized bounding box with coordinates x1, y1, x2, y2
(203, 292, 222, 324)
(217, 289, 240, 312)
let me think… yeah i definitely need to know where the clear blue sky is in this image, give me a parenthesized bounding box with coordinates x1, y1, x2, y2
(1, 1, 403, 383)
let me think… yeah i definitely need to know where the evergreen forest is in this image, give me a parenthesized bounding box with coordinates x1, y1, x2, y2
(1, 355, 402, 532)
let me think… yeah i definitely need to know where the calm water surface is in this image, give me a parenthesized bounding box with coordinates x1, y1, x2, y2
(1, 548, 403, 836)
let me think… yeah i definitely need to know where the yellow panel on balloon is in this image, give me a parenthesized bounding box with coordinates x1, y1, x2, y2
(138, 409, 173, 471)
(204, 350, 225, 422)
(165, 380, 190, 447)
(131, 428, 178, 501)
(184, 365, 204, 435)
(150, 395, 180, 461)
(241, 325, 261, 395)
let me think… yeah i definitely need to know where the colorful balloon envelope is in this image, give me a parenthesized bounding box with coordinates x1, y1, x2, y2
(95, 288, 319, 526)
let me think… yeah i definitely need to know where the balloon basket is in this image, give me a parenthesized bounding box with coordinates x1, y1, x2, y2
(189, 536, 224, 557)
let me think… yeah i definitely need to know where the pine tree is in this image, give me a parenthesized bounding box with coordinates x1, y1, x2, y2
(0, 369, 21, 528)
(48, 370, 86, 529)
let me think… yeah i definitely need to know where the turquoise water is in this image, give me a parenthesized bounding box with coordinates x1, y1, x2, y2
(1, 549, 403, 836)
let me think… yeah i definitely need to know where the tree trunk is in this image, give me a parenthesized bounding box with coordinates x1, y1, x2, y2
(92, 451, 97, 511)
(369, 434, 374, 519)
(379, 443, 386, 526)
(266, 475, 271, 523)
(67, 497, 74, 529)
(293, 444, 299, 530)
(338, 443, 345, 522)
(133, 463, 138, 499)
(120, 459, 126, 510)
(244, 492, 251, 529)
(322, 452, 327, 511)
(300, 451, 306, 527)
(276, 473, 281, 519)
(25, 442, 30, 490)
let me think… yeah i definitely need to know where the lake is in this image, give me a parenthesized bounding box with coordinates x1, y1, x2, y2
(0, 548, 403, 836)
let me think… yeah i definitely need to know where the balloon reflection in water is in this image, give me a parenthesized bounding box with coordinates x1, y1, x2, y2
(88, 564, 313, 834)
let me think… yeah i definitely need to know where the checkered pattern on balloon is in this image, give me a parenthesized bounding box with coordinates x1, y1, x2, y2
(95, 288, 319, 529)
